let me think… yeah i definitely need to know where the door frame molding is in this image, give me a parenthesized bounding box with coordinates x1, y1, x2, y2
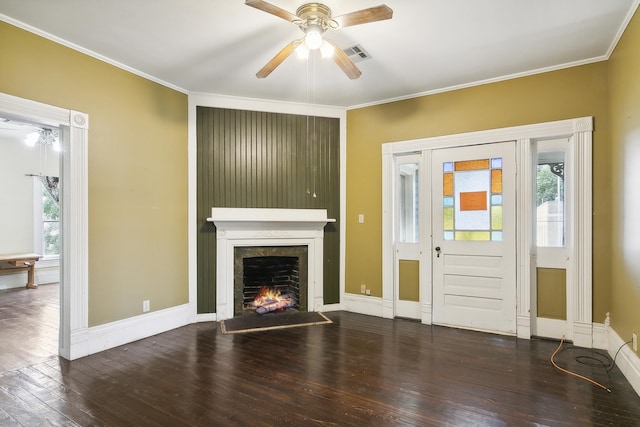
(382, 117, 593, 345)
(0, 92, 89, 359)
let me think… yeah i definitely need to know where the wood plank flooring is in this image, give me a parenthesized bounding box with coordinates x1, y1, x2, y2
(1, 286, 640, 426)
(0, 283, 58, 372)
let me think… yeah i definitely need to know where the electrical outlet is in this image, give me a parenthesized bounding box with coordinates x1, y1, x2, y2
(360, 284, 366, 294)
(143, 300, 150, 313)
(365, 289, 371, 296)
(633, 333, 638, 352)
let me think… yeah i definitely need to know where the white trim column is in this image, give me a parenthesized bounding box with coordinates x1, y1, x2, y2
(572, 118, 594, 347)
(516, 138, 533, 339)
(381, 146, 394, 319)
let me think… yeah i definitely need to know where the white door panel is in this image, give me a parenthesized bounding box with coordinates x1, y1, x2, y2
(432, 142, 516, 334)
(442, 274, 503, 299)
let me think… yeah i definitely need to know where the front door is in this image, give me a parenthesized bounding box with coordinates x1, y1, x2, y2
(431, 142, 516, 334)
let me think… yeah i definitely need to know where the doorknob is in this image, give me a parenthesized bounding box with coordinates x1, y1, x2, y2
(435, 246, 441, 258)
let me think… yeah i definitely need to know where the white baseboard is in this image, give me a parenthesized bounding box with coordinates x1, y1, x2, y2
(317, 302, 343, 312)
(342, 293, 383, 317)
(517, 314, 531, 339)
(573, 321, 594, 348)
(532, 318, 607, 350)
(396, 300, 421, 320)
(35, 269, 59, 285)
(0, 266, 59, 290)
(592, 322, 608, 349)
(70, 303, 191, 360)
(196, 313, 217, 322)
(421, 303, 433, 325)
(608, 326, 640, 396)
(0, 273, 27, 290)
(534, 317, 567, 340)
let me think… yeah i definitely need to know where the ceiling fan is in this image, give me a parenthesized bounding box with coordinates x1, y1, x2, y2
(245, 0, 393, 79)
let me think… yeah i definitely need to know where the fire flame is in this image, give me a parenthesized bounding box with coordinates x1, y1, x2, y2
(252, 286, 284, 307)
(252, 286, 295, 314)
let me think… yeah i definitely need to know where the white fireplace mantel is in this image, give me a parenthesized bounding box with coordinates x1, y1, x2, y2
(207, 208, 335, 320)
(209, 207, 335, 236)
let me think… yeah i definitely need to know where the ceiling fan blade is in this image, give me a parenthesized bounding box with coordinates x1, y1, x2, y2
(326, 40, 361, 80)
(333, 5, 393, 28)
(244, 0, 298, 23)
(256, 40, 302, 78)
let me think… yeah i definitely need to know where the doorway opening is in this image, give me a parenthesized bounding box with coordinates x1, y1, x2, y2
(0, 118, 61, 369)
(0, 92, 89, 360)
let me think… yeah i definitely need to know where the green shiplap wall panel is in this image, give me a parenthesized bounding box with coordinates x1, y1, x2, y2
(196, 107, 341, 313)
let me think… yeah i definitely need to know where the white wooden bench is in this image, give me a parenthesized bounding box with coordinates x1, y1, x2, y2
(0, 253, 42, 289)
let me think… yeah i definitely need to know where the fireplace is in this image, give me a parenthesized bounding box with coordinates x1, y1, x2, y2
(234, 245, 308, 316)
(208, 208, 334, 320)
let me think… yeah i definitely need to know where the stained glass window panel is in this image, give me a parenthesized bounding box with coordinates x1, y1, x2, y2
(491, 169, 502, 193)
(443, 207, 454, 230)
(441, 156, 504, 242)
(460, 191, 487, 211)
(491, 206, 503, 230)
(455, 231, 491, 241)
(443, 173, 454, 196)
(455, 159, 490, 171)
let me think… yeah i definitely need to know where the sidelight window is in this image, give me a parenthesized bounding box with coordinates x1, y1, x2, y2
(536, 149, 565, 247)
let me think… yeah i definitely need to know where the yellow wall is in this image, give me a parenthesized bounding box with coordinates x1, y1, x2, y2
(608, 8, 640, 354)
(0, 22, 189, 326)
(346, 62, 611, 321)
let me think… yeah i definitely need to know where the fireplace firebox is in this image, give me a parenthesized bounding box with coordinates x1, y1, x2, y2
(234, 246, 308, 316)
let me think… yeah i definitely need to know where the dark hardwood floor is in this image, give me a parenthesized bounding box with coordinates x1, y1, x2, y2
(0, 283, 58, 372)
(1, 287, 640, 426)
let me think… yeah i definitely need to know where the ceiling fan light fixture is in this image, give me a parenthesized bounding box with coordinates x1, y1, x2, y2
(247, 1, 392, 79)
(304, 24, 323, 50)
(319, 39, 335, 58)
(296, 42, 310, 59)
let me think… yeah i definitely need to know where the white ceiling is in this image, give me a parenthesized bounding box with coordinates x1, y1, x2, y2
(0, 0, 637, 108)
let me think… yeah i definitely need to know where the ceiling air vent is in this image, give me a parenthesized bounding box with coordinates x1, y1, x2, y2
(343, 44, 371, 63)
